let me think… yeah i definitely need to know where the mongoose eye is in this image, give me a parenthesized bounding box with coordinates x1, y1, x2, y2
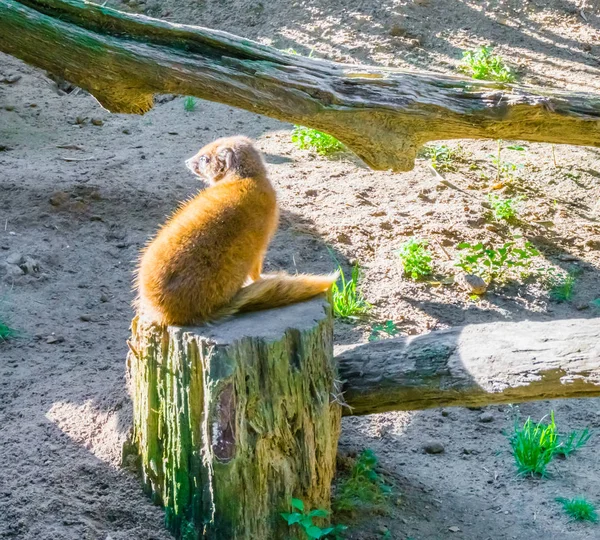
(199, 155, 209, 164)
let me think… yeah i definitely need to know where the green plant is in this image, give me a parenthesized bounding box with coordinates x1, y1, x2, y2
(458, 45, 515, 82)
(331, 264, 371, 319)
(508, 412, 561, 477)
(491, 140, 525, 182)
(369, 320, 399, 342)
(556, 497, 598, 523)
(419, 144, 464, 172)
(507, 411, 593, 477)
(335, 449, 392, 512)
(291, 126, 344, 156)
(548, 270, 577, 302)
(0, 319, 17, 341)
(281, 499, 348, 539)
(455, 240, 539, 283)
(488, 194, 523, 222)
(397, 237, 433, 280)
(555, 428, 592, 457)
(183, 96, 197, 111)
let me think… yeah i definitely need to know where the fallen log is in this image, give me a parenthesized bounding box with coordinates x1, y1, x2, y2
(338, 317, 600, 416)
(2, 0, 600, 171)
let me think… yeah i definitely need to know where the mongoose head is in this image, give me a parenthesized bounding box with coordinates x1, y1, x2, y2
(185, 136, 267, 184)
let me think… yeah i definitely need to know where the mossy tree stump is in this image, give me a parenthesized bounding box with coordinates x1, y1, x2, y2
(126, 296, 341, 539)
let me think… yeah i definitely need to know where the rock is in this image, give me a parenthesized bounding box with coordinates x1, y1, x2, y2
(575, 303, 589, 311)
(91, 118, 104, 126)
(479, 412, 494, 423)
(423, 441, 445, 454)
(46, 335, 65, 344)
(6, 252, 23, 265)
(448, 526, 461, 533)
(458, 273, 487, 295)
(0, 74, 22, 84)
(79, 314, 93, 322)
(122, 128, 131, 134)
(49, 191, 70, 207)
(100, 293, 110, 303)
(441, 409, 451, 417)
(467, 406, 482, 411)
(3, 264, 25, 279)
(304, 189, 318, 197)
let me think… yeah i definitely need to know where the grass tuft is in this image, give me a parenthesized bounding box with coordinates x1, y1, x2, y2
(291, 126, 344, 156)
(335, 449, 392, 512)
(397, 237, 433, 280)
(331, 264, 371, 319)
(507, 411, 593, 478)
(183, 96, 197, 111)
(458, 45, 515, 82)
(549, 271, 577, 303)
(556, 497, 598, 523)
(0, 318, 17, 341)
(508, 412, 560, 477)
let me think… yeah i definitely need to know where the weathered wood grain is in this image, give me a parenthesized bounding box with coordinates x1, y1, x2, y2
(126, 296, 341, 539)
(338, 318, 600, 416)
(1, 0, 600, 170)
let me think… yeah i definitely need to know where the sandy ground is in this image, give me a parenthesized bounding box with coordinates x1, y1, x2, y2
(1, 0, 600, 539)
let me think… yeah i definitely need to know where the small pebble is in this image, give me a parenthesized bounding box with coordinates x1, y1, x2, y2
(91, 118, 104, 126)
(46, 335, 65, 344)
(479, 412, 495, 423)
(423, 441, 445, 454)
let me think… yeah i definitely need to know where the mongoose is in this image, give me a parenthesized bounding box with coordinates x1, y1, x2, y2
(135, 135, 337, 326)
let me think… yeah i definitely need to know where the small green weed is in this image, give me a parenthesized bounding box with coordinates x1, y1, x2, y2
(281, 499, 347, 539)
(331, 264, 371, 319)
(397, 237, 433, 280)
(291, 126, 344, 156)
(548, 270, 577, 303)
(369, 320, 399, 342)
(556, 497, 598, 523)
(455, 239, 539, 283)
(183, 96, 197, 112)
(335, 449, 392, 512)
(0, 319, 17, 341)
(458, 45, 515, 82)
(507, 411, 593, 477)
(491, 140, 525, 183)
(555, 428, 592, 458)
(508, 412, 561, 477)
(419, 144, 464, 172)
(488, 194, 523, 222)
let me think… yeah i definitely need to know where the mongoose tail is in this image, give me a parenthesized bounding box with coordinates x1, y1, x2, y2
(214, 272, 339, 319)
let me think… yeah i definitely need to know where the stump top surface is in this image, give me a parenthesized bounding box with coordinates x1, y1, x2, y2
(171, 295, 330, 344)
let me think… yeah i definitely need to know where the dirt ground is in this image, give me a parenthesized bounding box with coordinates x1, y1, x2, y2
(1, 1, 600, 539)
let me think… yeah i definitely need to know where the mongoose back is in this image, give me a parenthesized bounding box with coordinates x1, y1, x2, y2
(136, 136, 337, 326)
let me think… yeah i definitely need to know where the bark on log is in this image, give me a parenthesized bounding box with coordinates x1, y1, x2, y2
(338, 318, 600, 416)
(2, 0, 600, 171)
(125, 297, 341, 539)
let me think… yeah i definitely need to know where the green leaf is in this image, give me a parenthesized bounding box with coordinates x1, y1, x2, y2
(309, 509, 329, 518)
(283, 513, 302, 525)
(306, 525, 325, 539)
(291, 498, 305, 512)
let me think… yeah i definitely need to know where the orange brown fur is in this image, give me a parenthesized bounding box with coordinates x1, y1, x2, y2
(135, 136, 337, 326)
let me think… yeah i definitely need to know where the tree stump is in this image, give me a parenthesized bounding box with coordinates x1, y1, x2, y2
(125, 296, 341, 539)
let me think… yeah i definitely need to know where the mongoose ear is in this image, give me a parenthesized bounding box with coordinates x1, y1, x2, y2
(218, 147, 236, 170)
